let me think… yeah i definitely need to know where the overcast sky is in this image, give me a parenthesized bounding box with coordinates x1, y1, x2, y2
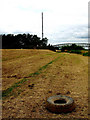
(0, 0, 89, 45)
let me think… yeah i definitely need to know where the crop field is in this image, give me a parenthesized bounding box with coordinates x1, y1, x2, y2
(2, 49, 89, 119)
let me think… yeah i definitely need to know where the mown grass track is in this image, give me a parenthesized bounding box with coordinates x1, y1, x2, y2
(2, 55, 63, 98)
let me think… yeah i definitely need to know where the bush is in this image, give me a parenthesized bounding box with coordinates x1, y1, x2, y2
(61, 44, 85, 55)
(70, 50, 82, 54)
(83, 52, 90, 56)
(47, 44, 59, 52)
(61, 44, 84, 52)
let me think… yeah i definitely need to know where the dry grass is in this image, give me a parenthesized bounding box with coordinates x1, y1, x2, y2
(2, 49, 88, 119)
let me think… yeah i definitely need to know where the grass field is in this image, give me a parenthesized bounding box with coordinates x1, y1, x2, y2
(2, 49, 89, 119)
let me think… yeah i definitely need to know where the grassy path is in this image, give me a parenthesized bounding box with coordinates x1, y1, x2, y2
(2, 53, 64, 98)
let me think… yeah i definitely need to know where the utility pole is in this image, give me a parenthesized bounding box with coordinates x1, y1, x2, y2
(42, 12, 44, 40)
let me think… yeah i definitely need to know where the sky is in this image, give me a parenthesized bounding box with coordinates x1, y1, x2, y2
(0, 0, 89, 45)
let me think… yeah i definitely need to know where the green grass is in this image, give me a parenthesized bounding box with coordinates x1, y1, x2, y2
(29, 56, 61, 77)
(2, 78, 27, 97)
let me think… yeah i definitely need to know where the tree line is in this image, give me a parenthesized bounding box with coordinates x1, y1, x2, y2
(61, 44, 85, 52)
(2, 33, 49, 49)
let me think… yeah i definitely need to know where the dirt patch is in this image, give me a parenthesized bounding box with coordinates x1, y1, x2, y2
(2, 49, 88, 119)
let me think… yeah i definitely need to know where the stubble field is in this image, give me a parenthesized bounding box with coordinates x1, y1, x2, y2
(2, 49, 89, 119)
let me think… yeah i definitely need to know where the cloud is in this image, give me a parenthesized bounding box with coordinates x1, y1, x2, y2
(0, 0, 88, 44)
(48, 24, 88, 45)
